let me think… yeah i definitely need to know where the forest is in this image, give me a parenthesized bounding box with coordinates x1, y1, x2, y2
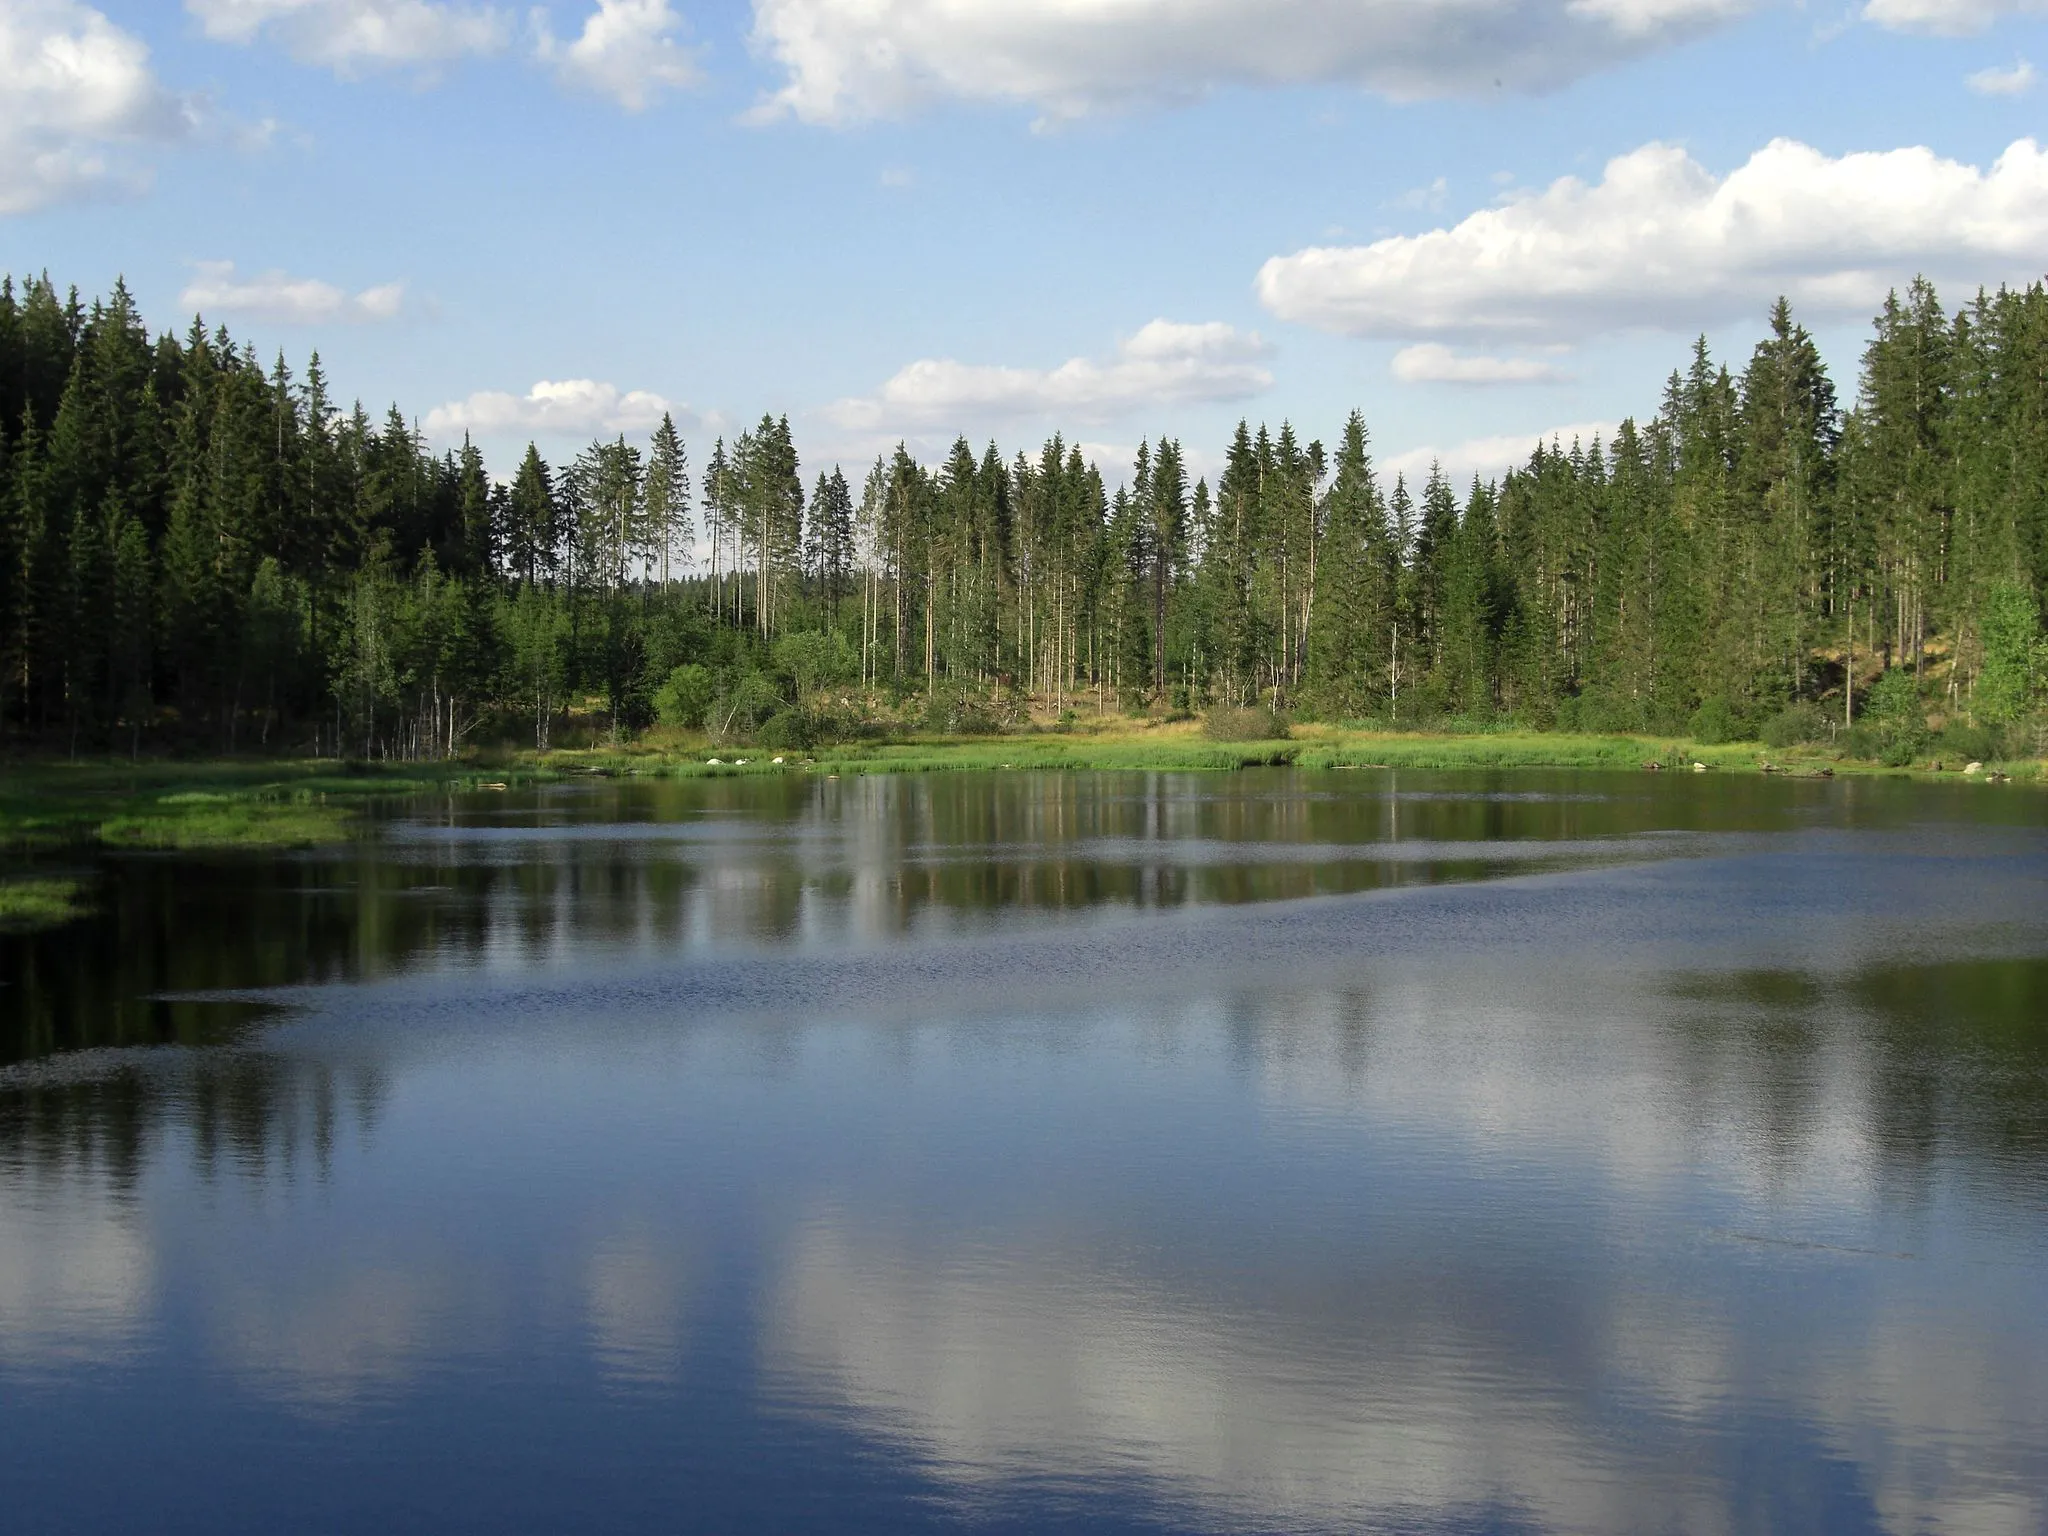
(1, 271, 2045, 763)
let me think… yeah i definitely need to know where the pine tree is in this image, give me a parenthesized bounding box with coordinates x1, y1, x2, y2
(644, 413, 692, 589)
(1306, 411, 1390, 717)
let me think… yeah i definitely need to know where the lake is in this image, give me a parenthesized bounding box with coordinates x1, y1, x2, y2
(3, 769, 2046, 1534)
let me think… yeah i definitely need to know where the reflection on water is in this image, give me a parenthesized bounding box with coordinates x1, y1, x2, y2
(0, 771, 2045, 1533)
(760, 960, 2048, 1535)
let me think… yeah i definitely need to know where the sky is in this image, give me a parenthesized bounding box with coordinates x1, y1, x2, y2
(5, 0, 2048, 491)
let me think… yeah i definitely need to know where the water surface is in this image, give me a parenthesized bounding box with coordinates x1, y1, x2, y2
(3, 770, 2045, 1534)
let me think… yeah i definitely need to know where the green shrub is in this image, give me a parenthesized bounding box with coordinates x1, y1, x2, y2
(1761, 703, 1825, 749)
(1935, 722, 2000, 764)
(772, 631, 856, 696)
(755, 709, 819, 750)
(1976, 584, 2045, 724)
(1203, 705, 1288, 741)
(653, 664, 714, 729)
(921, 686, 1004, 735)
(1860, 667, 1928, 762)
(1689, 694, 1742, 745)
(707, 672, 785, 742)
(1879, 734, 1921, 768)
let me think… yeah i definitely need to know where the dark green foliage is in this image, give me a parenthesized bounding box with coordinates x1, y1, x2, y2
(1689, 696, 1742, 745)
(755, 709, 817, 751)
(1, 272, 2044, 758)
(1761, 703, 1826, 749)
(920, 683, 1005, 736)
(708, 672, 784, 742)
(1935, 721, 2001, 764)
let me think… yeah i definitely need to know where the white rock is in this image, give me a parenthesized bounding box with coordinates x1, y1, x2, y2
(1965, 761, 1983, 775)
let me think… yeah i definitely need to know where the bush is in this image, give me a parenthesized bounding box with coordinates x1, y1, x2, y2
(707, 672, 785, 742)
(1976, 584, 2046, 724)
(755, 708, 819, 750)
(1936, 721, 2001, 764)
(1761, 703, 1825, 749)
(1860, 667, 1928, 763)
(1203, 704, 1288, 741)
(921, 685, 1004, 735)
(773, 631, 856, 696)
(653, 664, 714, 729)
(1689, 694, 1742, 745)
(1879, 734, 1922, 768)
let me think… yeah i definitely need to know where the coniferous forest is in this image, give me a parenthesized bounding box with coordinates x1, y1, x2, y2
(3, 272, 2046, 762)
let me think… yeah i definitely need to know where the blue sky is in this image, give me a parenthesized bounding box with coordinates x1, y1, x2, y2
(6, 0, 2047, 490)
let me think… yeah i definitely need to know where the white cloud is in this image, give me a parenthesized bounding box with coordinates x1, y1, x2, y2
(179, 260, 406, 323)
(1384, 421, 1618, 488)
(1862, 0, 2045, 35)
(829, 320, 1274, 433)
(184, 0, 509, 71)
(424, 378, 677, 439)
(745, 0, 1751, 126)
(1966, 57, 2036, 94)
(1258, 137, 2048, 344)
(0, 0, 193, 215)
(534, 0, 699, 109)
(1391, 344, 1570, 385)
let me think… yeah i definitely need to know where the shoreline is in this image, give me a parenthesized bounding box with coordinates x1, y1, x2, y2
(2, 727, 2038, 856)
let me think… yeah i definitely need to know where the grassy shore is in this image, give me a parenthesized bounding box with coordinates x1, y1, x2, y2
(0, 759, 513, 851)
(559, 719, 2046, 784)
(3, 725, 2038, 853)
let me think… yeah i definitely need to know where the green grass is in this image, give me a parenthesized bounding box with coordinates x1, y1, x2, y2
(0, 758, 556, 851)
(0, 876, 89, 931)
(586, 725, 2010, 781)
(96, 800, 356, 849)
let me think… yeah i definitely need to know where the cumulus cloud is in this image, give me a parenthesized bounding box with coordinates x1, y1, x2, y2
(179, 260, 406, 323)
(534, 0, 699, 109)
(424, 378, 677, 439)
(829, 320, 1273, 433)
(532, 0, 700, 108)
(1258, 137, 2048, 344)
(1391, 344, 1570, 385)
(184, 0, 509, 71)
(1862, 0, 2045, 35)
(745, 0, 1751, 126)
(1384, 421, 1618, 488)
(1966, 57, 2036, 94)
(0, 0, 194, 215)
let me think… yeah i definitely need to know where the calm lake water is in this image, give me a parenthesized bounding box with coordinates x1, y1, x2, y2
(3, 769, 2047, 1534)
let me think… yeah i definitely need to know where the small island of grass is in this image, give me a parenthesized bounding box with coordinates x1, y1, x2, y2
(0, 876, 91, 932)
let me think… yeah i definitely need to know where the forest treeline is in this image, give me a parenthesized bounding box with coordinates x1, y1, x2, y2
(1, 271, 2045, 760)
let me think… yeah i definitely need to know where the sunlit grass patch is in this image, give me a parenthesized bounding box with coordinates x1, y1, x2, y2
(0, 877, 90, 931)
(98, 799, 355, 849)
